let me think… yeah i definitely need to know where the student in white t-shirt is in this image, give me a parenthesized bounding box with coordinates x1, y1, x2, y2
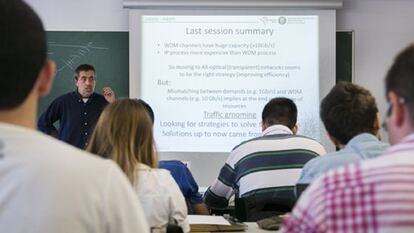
(0, 1, 149, 233)
(87, 99, 190, 232)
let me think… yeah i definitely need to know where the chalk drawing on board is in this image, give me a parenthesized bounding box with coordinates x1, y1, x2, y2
(48, 41, 109, 74)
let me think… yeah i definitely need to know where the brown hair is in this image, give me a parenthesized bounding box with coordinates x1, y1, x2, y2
(386, 44, 414, 123)
(87, 98, 157, 184)
(320, 82, 379, 145)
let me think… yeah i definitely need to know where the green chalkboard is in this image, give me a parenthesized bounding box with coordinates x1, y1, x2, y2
(38, 31, 129, 117)
(336, 31, 354, 83)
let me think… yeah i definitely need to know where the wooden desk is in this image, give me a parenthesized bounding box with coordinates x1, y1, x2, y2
(191, 222, 279, 233)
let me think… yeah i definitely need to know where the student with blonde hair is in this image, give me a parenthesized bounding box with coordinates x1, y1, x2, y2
(87, 99, 189, 233)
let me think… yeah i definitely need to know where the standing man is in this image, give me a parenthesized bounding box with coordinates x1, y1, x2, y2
(38, 64, 115, 149)
(204, 97, 326, 221)
(281, 44, 414, 232)
(0, 0, 149, 233)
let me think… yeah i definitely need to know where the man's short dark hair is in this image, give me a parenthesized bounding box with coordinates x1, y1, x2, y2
(0, 0, 47, 109)
(262, 97, 297, 129)
(74, 64, 96, 80)
(385, 44, 414, 123)
(321, 82, 379, 145)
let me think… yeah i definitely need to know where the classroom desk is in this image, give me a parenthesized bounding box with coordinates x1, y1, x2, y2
(191, 222, 279, 233)
(241, 222, 279, 233)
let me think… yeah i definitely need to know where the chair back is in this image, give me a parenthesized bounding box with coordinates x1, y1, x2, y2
(234, 191, 294, 221)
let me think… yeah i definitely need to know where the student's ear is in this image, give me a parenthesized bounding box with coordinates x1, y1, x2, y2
(292, 125, 298, 135)
(37, 60, 56, 96)
(328, 133, 342, 148)
(261, 122, 267, 132)
(388, 91, 405, 128)
(373, 112, 381, 134)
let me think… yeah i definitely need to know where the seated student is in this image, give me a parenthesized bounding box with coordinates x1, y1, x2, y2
(280, 43, 414, 233)
(137, 99, 209, 215)
(204, 97, 326, 221)
(297, 82, 389, 185)
(87, 99, 190, 232)
(159, 160, 210, 215)
(0, 1, 149, 232)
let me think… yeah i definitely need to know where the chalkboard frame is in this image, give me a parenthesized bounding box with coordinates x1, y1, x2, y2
(336, 30, 354, 83)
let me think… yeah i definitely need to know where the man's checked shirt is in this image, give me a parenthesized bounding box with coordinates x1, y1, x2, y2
(281, 133, 414, 233)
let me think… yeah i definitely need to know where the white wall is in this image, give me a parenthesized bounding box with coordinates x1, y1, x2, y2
(337, 0, 414, 140)
(25, 0, 129, 31)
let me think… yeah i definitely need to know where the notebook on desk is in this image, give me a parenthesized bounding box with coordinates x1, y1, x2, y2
(188, 215, 247, 232)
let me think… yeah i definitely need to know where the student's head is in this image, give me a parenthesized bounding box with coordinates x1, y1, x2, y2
(74, 64, 96, 98)
(87, 99, 157, 184)
(0, 0, 55, 113)
(261, 97, 297, 133)
(385, 44, 414, 144)
(320, 82, 379, 146)
(137, 99, 154, 125)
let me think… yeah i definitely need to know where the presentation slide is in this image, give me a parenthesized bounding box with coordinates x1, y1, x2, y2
(140, 15, 319, 152)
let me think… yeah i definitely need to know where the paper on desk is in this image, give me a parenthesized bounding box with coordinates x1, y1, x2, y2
(188, 215, 231, 226)
(198, 186, 208, 194)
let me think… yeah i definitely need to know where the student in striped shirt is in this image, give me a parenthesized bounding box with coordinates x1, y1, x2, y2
(281, 44, 414, 233)
(204, 97, 326, 220)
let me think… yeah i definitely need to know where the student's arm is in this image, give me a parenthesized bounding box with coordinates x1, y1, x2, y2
(181, 165, 210, 215)
(164, 173, 190, 233)
(280, 175, 324, 233)
(203, 163, 236, 209)
(37, 98, 61, 137)
(297, 157, 322, 184)
(104, 163, 150, 233)
(192, 203, 210, 215)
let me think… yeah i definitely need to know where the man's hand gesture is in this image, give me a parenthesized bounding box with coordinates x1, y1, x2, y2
(102, 87, 116, 103)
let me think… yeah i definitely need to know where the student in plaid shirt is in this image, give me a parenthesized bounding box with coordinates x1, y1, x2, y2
(281, 43, 414, 233)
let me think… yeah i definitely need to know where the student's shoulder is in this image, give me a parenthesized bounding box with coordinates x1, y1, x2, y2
(159, 160, 187, 168)
(137, 167, 178, 192)
(231, 134, 289, 151)
(34, 131, 115, 171)
(292, 134, 323, 145)
(150, 168, 180, 187)
(303, 151, 343, 170)
(154, 167, 176, 178)
(4, 124, 123, 192)
(292, 135, 326, 153)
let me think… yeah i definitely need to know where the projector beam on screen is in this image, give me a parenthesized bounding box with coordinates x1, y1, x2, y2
(138, 15, 319, 152)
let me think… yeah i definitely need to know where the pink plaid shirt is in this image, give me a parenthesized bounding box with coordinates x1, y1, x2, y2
(281, 133, 414, 233)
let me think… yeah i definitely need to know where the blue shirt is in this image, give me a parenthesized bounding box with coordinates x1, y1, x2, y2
(159, 160, 203, 204)
(298, 133, 389, 184)
(37, 91, 108, 149)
